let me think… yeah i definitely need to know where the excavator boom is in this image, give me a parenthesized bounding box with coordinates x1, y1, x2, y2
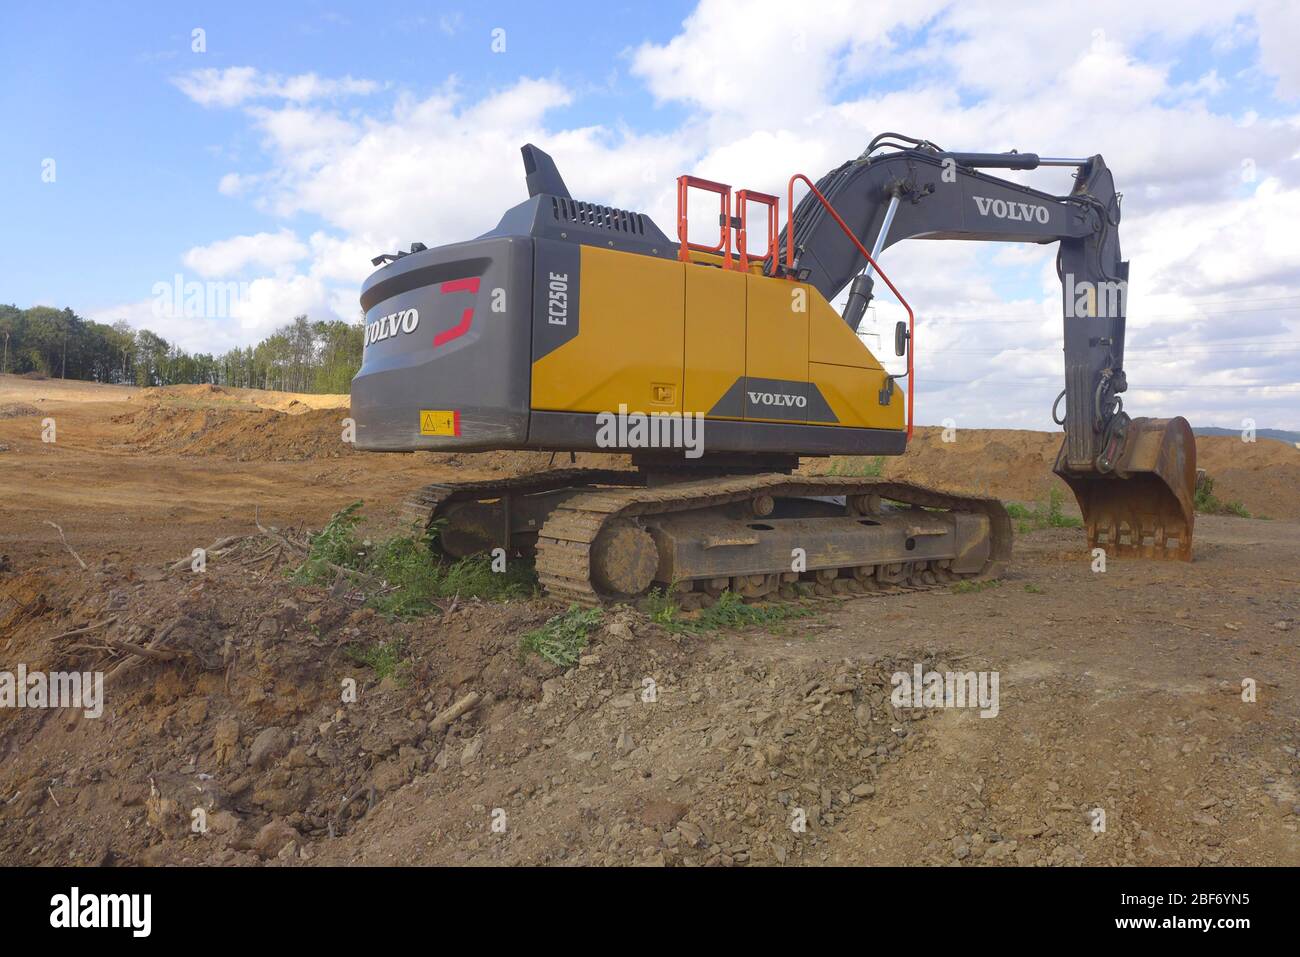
(776, 134, 1195, 558)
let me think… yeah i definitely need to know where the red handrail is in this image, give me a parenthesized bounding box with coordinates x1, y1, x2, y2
(734, 188, 779, 272)
(785, 173, 914, 440)
(676, 175, 732, 268)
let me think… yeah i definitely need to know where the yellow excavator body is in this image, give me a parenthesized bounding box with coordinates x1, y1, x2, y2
(529, 245, 902, 432)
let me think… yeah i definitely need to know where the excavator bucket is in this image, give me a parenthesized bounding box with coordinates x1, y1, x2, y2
(1053, 417, 1197, 560)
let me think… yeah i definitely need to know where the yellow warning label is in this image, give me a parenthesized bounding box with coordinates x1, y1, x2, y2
(419, 409, 459, 436)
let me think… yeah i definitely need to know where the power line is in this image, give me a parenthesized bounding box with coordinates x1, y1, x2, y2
(1176, 294, 1300, 306)
(915, 377, 1300, 391)
(877, 300, 1300, 325)
(932, 342, 1300, 354)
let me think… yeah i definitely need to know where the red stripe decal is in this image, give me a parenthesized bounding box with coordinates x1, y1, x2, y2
(433, 276, 480, 348)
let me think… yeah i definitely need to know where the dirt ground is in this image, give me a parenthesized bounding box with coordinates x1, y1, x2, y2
(0, 374, 1296, 866)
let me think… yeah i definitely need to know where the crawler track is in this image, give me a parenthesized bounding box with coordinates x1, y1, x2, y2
(535, 474, 1011, 606)
(398, 468, 643, 530)
(402, 469, 1011, 607)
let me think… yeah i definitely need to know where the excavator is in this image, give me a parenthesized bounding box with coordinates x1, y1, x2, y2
(350, 135, 1197, 607)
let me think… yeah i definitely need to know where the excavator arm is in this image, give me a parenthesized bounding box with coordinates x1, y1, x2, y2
(775, 135, 1196, 558)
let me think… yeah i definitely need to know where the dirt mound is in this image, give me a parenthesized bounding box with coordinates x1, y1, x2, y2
(0, 543, 968, 867)
(1196, 435, 1300, 519)
(0, 552, 566, 865)
(135, 384, 238, 403)
(112, 406, 357, 461)
(822, 427, 1063, 503)
(130, 384, 349, 414)
(320, 622, 955, 866)
(0, 403, 42, 418)
(805, 426, 1300, 520)
(110, 402, 631, 473)
(6, 517, 1293, 868)
(2, 375, 1296, 868)
(72, 375, 1300, 521)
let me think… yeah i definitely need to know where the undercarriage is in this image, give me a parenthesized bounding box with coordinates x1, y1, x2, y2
(402, 468, 1012, 607)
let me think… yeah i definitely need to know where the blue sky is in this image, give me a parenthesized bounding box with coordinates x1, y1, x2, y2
(3, 0, 1298, 429)
(0, 1, 694, 310)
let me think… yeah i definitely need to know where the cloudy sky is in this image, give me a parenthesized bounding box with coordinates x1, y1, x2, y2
(3, 0, 1298, 429)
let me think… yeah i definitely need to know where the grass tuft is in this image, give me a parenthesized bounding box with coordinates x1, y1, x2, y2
(951, 579, 1001, 594)
(1006, 488, 1083, 533)
(294, 502, 537, 617)
(520, 606, 603, 667)
(647, 589, 816, 634)
(348, 637, 408, 682)
(827, 455, 886, 477)
(641, 586, 684, 628)
(294, 500, 367, 576)
(1194, 474, 1250, 518)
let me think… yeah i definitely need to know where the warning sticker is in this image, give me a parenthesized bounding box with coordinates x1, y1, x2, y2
(419, 410, 460, 436)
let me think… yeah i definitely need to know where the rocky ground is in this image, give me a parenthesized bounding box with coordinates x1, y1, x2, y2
(0, 375, 1296, 866)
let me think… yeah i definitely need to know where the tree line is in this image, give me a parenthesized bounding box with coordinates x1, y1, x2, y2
(0, 305, 363, 394)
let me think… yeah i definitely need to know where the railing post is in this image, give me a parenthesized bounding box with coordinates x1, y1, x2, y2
(676, 175, 733, 268)
(785, 173, 916, 440)
(734, 189, 779, 273)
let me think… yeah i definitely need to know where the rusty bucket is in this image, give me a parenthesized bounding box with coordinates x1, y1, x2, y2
(1053, 416, 1197, 560)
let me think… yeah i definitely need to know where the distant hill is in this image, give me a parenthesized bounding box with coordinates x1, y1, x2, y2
(1193, 426, 1300, 445)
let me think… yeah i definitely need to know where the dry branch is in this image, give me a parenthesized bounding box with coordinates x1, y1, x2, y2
(429, 691, 481, 735)
(255, 507, 309, 551)
(106, 639, 185, 662)
(168, 535, 246, 571)
(43, 521, 87, 570)
(104, 620, 179, 684)
(49, 616, 118, 641)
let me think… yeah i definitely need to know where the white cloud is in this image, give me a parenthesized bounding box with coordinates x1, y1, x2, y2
(438, 12, 464, 37)
(165, 1, 1300, 428)
(1254, 0, 1300, 99)
(631, 0, 948, 118)
(307, 232, 388, 285)
(217, 172, 247, 196)
(229, 273, 334, 339)
(85, 298, 253, 356)
(1128, 177, 1300, 299)
(173, 67, 380, 108)
(182, 230, 308, 278)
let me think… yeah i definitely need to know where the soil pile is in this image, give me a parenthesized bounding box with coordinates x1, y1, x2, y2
(0, 548, 991, 867)
(111, 406, 359, 461)
(0, 404, 41, 419)
(808, 426, 1300, 519)
(130, 384, 349, 414)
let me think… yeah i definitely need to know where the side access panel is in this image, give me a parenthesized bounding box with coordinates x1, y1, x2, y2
(812, 361, 902, 430)
(684, 266, 746, 418)
(807, 295, 904, 431)
(740, 274, 810, 423)
(530, 241, 684, 416)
